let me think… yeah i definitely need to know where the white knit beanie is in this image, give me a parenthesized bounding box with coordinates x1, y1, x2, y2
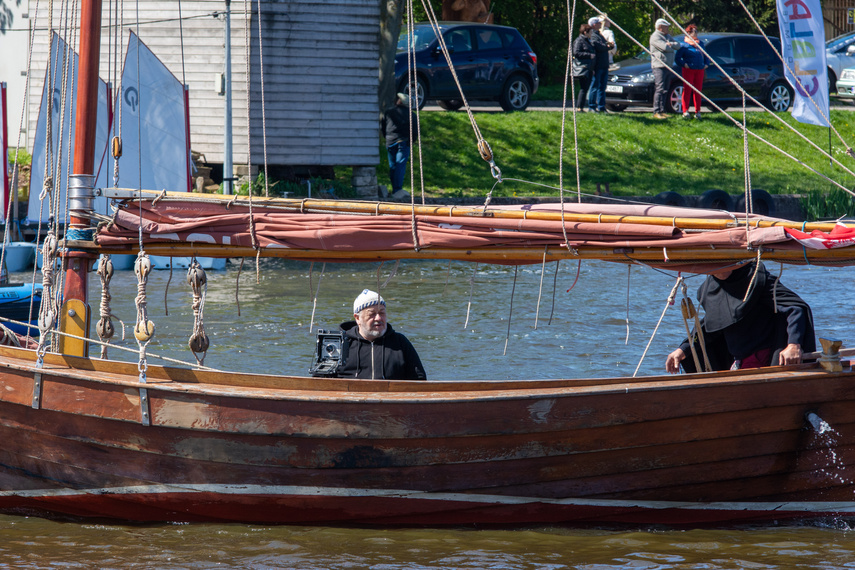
(353, 289, 385, 314)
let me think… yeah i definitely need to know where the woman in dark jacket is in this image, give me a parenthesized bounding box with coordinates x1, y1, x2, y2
(572, 24, 596, 112)
(675, 24, 709, 118)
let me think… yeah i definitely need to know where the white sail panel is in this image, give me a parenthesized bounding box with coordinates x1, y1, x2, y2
(27, 33, 110, 223)
(109, 32, 189, 194)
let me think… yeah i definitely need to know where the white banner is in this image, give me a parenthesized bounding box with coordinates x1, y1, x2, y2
(776, 0, 829, 126)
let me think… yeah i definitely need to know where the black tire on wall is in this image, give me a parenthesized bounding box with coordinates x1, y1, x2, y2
(734, 189, 776, 216)
(698, 189, 734, 211)
(653, 191, 686, 207)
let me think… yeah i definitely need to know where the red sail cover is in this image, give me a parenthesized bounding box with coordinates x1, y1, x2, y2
(784, 224, 855, 249)
(96, 200, 794, 264)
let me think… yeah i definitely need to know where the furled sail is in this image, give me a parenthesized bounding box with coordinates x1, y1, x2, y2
(27, 33, 110, 223)
(103, 31, 190, 195)
(92, 195, 855, 272)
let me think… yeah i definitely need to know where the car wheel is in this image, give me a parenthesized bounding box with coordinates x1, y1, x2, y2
(437, 99, 464, 111)
(499, 76, 531, 111)
(606, 104, 626, 112)
(402, 76, 427, 110)
(766, 81, 792, 112)
(828, 69, 837, 92)
(666, 83, 683, 114)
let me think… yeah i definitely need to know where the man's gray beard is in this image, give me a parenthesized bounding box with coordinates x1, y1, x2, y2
(364, 327, 385, 339)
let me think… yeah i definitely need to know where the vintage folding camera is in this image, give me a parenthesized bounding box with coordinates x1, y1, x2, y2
(309, 329, 347, 377)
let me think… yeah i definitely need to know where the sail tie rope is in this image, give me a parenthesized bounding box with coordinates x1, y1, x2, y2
(633, 275, 682, 377)
(308, 261, 325, 332)
(585, 0, 855, 195)
(534, 247, 548, 330)
(463, 262, 478, 330)
(625, 265, 631, 344)
(503, 266, 519, 356)
(187, 259, 210, 365)
(547, 260, 561, 326)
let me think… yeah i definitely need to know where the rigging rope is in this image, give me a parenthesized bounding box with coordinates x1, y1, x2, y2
(633, 275, 682, 377)
(417, 0, 502, 186)
(187, 258, 210, 365)
(503, 266, 518, 356)
(133, 252, 155, 380)
(95, 255, 116, 359)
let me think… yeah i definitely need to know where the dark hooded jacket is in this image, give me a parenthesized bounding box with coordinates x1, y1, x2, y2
(338, 321, 427, 380)
(679, 262, 815, 372)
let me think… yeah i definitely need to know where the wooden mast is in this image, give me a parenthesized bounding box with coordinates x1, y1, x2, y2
(61, 0, 102, 356)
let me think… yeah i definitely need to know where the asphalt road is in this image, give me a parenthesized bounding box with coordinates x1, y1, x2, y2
(422, 100, 855, 113)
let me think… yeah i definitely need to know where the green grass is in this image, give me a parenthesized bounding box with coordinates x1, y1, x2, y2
(376, 109, 855, 200)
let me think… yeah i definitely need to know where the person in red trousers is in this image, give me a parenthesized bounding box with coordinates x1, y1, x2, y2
(675, 25, 709, 119)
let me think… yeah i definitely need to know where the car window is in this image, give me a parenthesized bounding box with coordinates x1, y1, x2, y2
(499, 30, 518, 48)
(397, 27, 438, 52)
(735, 37, 778, 63)
(705, 39, 734, 65)
(827, 32, 855, 51)
(446, 29, 473, 53)
(476, 29, 503, 50)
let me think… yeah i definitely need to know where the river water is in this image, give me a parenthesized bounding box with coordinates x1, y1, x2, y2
(3, 258, 855, 568)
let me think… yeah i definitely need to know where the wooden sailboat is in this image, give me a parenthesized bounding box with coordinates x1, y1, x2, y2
(3, 0, 855, 526)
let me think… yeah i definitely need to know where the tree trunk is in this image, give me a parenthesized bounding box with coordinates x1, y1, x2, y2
(379, 0, 405, 115)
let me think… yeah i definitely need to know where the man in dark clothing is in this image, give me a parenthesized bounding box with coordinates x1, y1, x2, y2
(587, 17, 613, 113)
(338, 289, 427, 380)
(666, 262, 815, 373)
(382, 93, 419, 201)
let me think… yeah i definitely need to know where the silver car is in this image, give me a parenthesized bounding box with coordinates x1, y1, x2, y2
(836, 67, 855, 103)
(827, 32, 855, 91)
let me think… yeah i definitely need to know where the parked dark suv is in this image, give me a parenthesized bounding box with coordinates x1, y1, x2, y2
(396, 22, 539, 111)
(605, 33, 793, 114)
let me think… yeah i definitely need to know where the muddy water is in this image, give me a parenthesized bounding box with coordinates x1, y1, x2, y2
(3, 259, 855, 568)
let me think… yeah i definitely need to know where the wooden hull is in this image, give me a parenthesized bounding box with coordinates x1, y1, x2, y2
(0, 345, 853, 526)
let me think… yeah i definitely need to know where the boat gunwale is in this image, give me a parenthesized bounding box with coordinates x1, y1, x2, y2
(0, 345, 844, 403)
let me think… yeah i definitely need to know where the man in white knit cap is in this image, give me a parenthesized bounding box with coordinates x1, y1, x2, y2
(337, 289, 426, 380)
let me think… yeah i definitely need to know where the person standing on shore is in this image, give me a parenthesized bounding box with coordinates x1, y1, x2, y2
(382, 93, 418, 201)
(675, 25, 709, 119)
(649, 18, 681, 119)
(599, 15, 618, 70)
(587, 17, 614, 113)
(572, 24, 596, 112)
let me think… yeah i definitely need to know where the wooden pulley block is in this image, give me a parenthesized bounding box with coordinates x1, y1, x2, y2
(134, 319, 156, 342)
(186, 265, 207, 288)
(43, 235, 57, 258)
(97, 255, 114, 279)
(189, 333, 209, 354)
(134, 255, 152, 279)
(96, 317, 114, 339)
(112, 136, 122, 158)
(477, 139, 493, 162)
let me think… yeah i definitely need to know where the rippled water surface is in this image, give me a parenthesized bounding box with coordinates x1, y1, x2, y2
(4, 259, 855, 568)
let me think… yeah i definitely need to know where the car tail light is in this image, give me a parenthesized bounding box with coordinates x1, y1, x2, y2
(527, 51, 537, 66)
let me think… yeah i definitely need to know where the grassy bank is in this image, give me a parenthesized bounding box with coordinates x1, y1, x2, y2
(377, 109, 855, 203)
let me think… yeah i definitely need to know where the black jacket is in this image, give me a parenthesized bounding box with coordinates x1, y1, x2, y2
(338, 321, 427, 380)
(679, 262, 815, 371)
(589, 30, 611, 70)
(572, 35, 596, 74)
(382, 105, 418, 147)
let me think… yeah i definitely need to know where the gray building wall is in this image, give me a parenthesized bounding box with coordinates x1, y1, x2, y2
(25, 0, 380, 168)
